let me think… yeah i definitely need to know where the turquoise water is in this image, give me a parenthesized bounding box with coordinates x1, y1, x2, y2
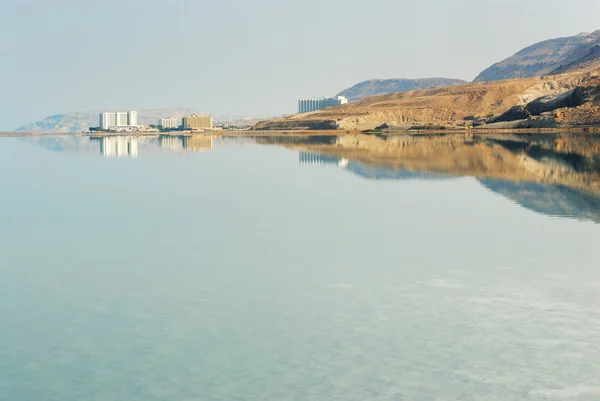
(1, 136, 600, 401)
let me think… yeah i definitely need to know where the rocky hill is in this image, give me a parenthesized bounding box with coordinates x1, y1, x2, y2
(337, 78, 468, 102)
(550, 42, 600, 75)
(16, 109, 202, 133)
(255, 64, 600, 131)
(474, 30, 600, 82)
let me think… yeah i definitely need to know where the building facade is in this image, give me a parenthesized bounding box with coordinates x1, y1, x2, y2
(99, 111, 138, 130)
(182, 115, 213, 130)
(159, 118, 180, 129)
(298, 96, 347, 114)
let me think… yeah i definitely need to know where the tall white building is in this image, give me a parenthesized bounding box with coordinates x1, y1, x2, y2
(159, 118, 180, 129)
(128, 111, 138, 127)
(298, 96, 347, 114)
(99, 111, 138, 130)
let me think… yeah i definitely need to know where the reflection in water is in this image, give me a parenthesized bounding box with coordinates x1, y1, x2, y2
(96, 136, 139, 158)
(299, 152, 348, 167)
(157, 135, 213, 152)
(158, 136, 183, 150)
(300, 151, 448, 180)
(344, 161, 450, 181)
(480, 179, 600, 223)
(277, 133, 600, 223)
(26, 134, 215, 157)
(182, 136, 212, 152)
(5, 133, 600, 401)
(16, 132, 600, 222)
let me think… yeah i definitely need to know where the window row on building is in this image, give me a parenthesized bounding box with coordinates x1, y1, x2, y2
(99, 111, 138, 130)
(298, 96, 348, 114)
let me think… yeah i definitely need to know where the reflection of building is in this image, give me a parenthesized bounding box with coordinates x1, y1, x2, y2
(99, 111, 138, 130)
(159, 135, 184, 150)
(183, 115, 213, 130)
(298, 96, 347, 114)
(99, 136, 139, 158)
(158, 135, 213, 152)
(159, 118, 180, 129)
(182, 136, 213, 151)
(299, 151, 348, 167)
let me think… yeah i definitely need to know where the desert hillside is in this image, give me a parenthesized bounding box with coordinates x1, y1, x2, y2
(337, 78, 468, 102)
(474, 30, 600, 82)
(255, 65, 600, 131)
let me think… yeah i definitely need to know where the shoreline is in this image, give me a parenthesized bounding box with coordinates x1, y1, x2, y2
(2, 126, 600, 138)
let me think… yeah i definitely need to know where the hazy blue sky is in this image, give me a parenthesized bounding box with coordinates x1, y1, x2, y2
(1, 0, 599, 129)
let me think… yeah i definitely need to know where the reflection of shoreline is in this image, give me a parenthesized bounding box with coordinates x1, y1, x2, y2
(264, 134, 600, 195)
(268, 133, 600, 223)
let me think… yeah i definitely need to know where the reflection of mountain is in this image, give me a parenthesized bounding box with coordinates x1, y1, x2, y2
(480, 179, 600, 223)
(266, 133, 600, 223)
(344, 161, 449, 181)
(20, 135, 100, 154)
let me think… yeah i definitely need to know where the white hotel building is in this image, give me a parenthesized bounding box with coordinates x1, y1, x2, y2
(99, 111, 138, 130)
(159, 118, 180, 129)
(298, 96, 348, 114)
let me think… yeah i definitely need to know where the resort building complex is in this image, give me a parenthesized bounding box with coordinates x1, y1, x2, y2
(298, 96, 348, 114)
(183, 115, 213, 130)
(159, 118, 180, 129)
(99, 111, 138, 130)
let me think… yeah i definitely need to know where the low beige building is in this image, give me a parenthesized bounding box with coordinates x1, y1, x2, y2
(183, 115, 213, 130)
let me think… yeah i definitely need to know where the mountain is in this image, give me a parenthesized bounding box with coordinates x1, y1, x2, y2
(255, 65, 600, 131)
(337, 78, 468, 102)
(474, 30, 600, 82)
(550, 40, 600, 75)
(16, 109, 202, 133)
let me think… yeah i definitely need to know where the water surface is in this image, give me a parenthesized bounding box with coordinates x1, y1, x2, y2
(1, 134, 600, 401)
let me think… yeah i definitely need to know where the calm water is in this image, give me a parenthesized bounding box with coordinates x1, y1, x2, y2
(1, 135, 600, 401)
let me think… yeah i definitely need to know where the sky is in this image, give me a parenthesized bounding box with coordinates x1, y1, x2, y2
(1, 0, 599, 130)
